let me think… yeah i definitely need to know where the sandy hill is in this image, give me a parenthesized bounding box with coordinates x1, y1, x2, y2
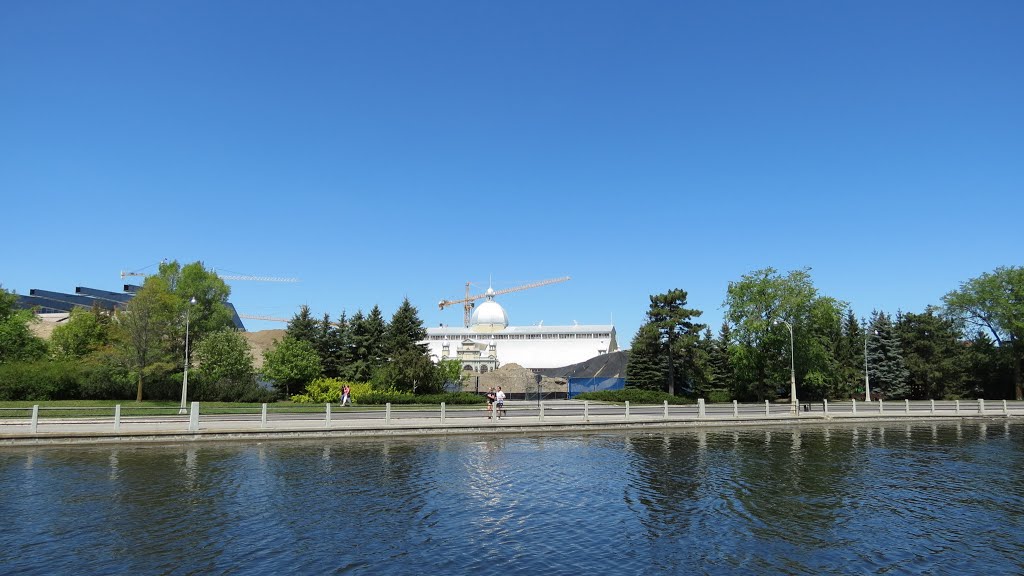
(242, 329, 286, 370)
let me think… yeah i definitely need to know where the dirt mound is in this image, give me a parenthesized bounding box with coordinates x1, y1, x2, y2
(242, 329, 286, 370)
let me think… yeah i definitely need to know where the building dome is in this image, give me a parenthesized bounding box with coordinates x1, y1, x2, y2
(470, 288, 509, 331)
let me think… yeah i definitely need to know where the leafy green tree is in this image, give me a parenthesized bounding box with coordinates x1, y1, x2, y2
(723, 267, 847, 401)
(867, 311, 910, 399)
(963, 330, 1013, 398)
(50, 306, 112, 359)
(896, 308, 966, 399)
(943, 266, 1024, 399)
(371, 348, 439, 393)
(0, 287, 47, 364)
(436, 358, 464, 390)
(112, 277, 178, 401)
(154, 260, 235, 341)
(194, 329, 256, 391)
(261, 336, 322, 397)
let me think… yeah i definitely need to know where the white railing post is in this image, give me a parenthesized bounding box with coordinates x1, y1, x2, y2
(698, 398, 706, 420)
(823, 399, 829, 415)
(625, 401, 630, 421)
(879, 399, 884, 413)
(931, 399, 935, 414)
(539, 401, 545, 422)
(261, 403, 268, 428)
(583, 401, 589, 422)
(664, 400, 669, 418)
(979, 399, 985, 414)
(956, 400, 961, 415)
(31, 405, 39, 433)
(325, 403, 331, 427)
(852, 399, 857, 414)
(441, 402, 446, 425)
(386, 403, 392, 425)
(189, 402, 199, 432)
(114, 405, 121, 432)
(905, 399, 910, 415)
(765, 400, 770, 416)
(1004, 400, 1009, 415)
(733, 400, 739, 418)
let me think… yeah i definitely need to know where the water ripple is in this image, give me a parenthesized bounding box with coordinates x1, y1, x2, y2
(1, 423, 1024, 574)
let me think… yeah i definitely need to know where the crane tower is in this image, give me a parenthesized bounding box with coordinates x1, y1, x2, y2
(438, 276, 570, 328)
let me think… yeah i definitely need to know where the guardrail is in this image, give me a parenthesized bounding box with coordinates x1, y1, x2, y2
(1, 399, 1022, 437)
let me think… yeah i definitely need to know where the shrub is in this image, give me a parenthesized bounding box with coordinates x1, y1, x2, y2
(707, 388, 733, 404)
(0, 360, 82, 401)
(574, 388, 694, 404)
(291, 378, 371, 404)
(407, 392, 485, 406)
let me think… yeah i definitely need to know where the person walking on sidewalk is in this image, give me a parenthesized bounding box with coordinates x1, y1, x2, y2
(340, 384, 351, 407)
(486, 388, 496, 419)
(495, 387, 506, 418)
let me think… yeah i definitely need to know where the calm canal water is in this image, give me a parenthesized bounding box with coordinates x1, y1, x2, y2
(2, 422, 1023, 575)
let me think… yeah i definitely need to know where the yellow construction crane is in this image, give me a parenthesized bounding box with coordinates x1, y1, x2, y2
(439, 276, 570, 328)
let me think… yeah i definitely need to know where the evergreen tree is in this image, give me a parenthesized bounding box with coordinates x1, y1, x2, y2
(365, 305, 387, 369)
(385, 297, 428, 357)
(286, 305, 318, 345)
(625, 324, 666, 390)
(345, 310, 373, 382)
(643, 288, 705, 396)
(332, 311, 353, 379)
(837, 310, 863, 399)
(313, 313, 341, 378)
(710, 322, 735, 395)
(896, 308, 966, 399)
(867, 311, 910, 399)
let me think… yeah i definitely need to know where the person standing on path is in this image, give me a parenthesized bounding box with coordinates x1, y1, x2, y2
(495, 386, 506, 418)
(486, 388, 496, 419)
(341, 384, 351, 407)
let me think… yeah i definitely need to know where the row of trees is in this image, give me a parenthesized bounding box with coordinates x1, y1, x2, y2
(1, 259, 462, 402)
(626, 266, 1022, 402)
(261, 300, 460, 397)
(0, 261, 268, 402)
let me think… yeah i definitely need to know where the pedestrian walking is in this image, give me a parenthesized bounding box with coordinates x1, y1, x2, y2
(486, 387, 496, 419)
(495, 386, 506, 418)
(341, 384, 351, 407)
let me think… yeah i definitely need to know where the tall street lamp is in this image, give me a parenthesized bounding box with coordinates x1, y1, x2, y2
(179, 296, 197, 415)
(774, 319, 797, 410)
(863, 324, 879, 401)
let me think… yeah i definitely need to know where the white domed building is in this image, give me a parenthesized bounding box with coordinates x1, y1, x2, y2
(420, 289, 618, 373)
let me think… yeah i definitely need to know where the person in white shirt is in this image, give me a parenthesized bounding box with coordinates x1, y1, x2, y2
(495, 387, 506, 418)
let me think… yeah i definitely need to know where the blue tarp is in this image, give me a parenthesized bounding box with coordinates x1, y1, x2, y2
(567, 377, 626, 398)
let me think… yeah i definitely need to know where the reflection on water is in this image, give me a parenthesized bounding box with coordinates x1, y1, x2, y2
(1, 422, 1023, 575)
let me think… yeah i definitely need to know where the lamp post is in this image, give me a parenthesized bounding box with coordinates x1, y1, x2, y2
(774, 319, 797, 410)
(863, 324, 879, 401)
(179, 296, 197, 415)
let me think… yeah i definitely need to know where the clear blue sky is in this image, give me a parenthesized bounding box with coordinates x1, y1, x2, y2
(2, 1, 1022, 345)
